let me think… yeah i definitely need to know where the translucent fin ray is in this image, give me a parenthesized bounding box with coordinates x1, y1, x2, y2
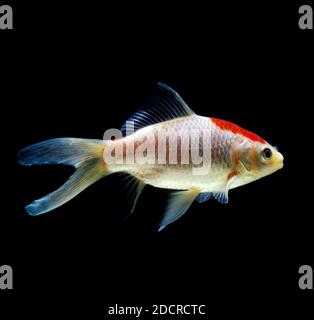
(158, 189, 199, 231)
(121, 82, 195, 135)
(19, 138, 107, 215)
(118, 173, 145, 217)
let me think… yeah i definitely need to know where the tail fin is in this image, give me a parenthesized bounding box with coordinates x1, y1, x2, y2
(18, 138, 108, 215)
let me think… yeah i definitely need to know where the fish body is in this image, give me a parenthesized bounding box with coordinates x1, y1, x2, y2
(19, 83, 284, 230)
(109, 116, 230, 192)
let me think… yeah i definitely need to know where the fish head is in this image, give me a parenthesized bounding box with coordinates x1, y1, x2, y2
(235, 138, 284, 182)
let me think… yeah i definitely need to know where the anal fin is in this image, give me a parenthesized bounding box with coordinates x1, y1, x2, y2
(119, 173, 145, 217)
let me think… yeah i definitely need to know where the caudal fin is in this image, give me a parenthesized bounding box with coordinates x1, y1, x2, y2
(18, 138, 108, 215)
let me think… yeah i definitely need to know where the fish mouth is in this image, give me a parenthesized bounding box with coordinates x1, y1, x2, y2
(275, 152, 284, 170)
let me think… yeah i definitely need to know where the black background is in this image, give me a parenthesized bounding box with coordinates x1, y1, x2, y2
(1, 0, 313, 318)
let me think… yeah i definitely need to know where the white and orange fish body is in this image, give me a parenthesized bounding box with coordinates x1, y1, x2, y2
(19, 83, 284, 230)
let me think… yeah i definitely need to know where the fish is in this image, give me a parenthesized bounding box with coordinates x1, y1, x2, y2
(19, 83, 284, 231)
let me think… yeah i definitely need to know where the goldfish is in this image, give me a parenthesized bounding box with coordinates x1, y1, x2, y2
(19, 83, 284, 231)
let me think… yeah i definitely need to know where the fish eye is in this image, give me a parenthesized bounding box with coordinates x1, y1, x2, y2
(262, 148, 272, 160)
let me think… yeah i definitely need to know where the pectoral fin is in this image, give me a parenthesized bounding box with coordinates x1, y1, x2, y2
(195, 190, 229, 204)
(211, 191, 229, 204)
(195, 192, 211, 203)
(158, 189, 199, 231)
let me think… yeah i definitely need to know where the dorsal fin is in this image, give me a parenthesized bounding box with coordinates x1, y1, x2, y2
(121, 83, 195, 135)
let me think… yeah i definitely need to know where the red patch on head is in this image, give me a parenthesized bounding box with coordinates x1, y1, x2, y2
(211, 118, 265, 144)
